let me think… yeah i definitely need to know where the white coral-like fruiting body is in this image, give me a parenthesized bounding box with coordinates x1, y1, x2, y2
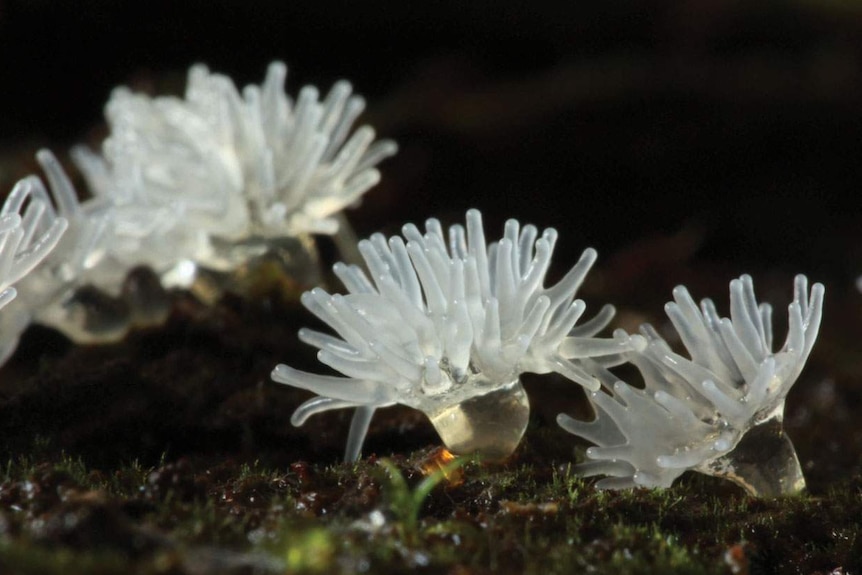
(0, 150, 180, 347)
(272, 209, 641, 462)
(73, 61, 398, 275)
(0, 153, 71, 362)
(558, 275, 824, 495)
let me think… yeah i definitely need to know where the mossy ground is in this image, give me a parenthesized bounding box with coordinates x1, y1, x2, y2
(0, 266, 860, 575)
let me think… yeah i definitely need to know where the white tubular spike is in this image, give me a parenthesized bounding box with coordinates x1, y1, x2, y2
(299, 328, 359, 355)
(519, 238, 552, 299)
(740, 275, 768, 350)
(448, 224, 468, 260)
(291, 397, 359, 426)
(760, 303, 774, 351)
(698, 298, 739, 379)
(794, 274, 809, 317)
(327, 128, 374, 186)
(389, 237, 422, 306)
(424, 237, 452, 294)
(344, 406, 376, 463)
(502, 219, 520, 274)
(424, 218, 446, 251)
(652, 390, 702, 427)
(73, 60, 396, 290)
(9, 219, 67, 281)
(517, 224, 538, 277)
(550, 357, 600, 391)
(448, 257, 466, 300)
(320, 81, 353, 136)
(667, 290, 711, 366)
(358, 239, 392, 291)
(517, 295, 550, 344)
(0, 287, 16, 311)
(542, 299, 586, 344)
(18, 198, 48, 248)
(0, 150, 73, 361)
(494, 239, 518, 336)
(400, 222, 423, 245)
(717, 318, 760, 383)
(405, 241, 447, 316)
(0, 226, 23, 282)
(354, 140, 398, 174)
(272, 364, 393, 404)
(333, 262, 375, 295)
(558, 334, 635, 359)
(465, 209, 490, 297)
(569, 303, 615, 337)
(36, 149, 80, 217)
(656, 448, 710, 470)
(326, 96, 366, 161)
(0, 215, 21, 235)
(701, 379, 745, 418)
(784, 302, 805, 354)
(729, 277, 766, 360)
(545, 247, 597, 310)
(801, 282, 825, 360)
(366, 338, 422, 383)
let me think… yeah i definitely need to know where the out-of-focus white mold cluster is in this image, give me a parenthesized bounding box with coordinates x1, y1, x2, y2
(73, 61, 397, 277)
(0, 155, 70, 362)
(0, 61, 395, 353)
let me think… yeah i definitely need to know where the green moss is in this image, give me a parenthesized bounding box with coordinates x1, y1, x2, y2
(0, 543, 133, 575)
(1, 441, 861, 573)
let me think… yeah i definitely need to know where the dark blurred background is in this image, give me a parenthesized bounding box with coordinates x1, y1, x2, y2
(1, 0, 861, 299)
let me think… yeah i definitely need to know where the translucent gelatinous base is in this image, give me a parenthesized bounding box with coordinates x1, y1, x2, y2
(52, 285, 131, 343)
(123, 267, 172, 328)
(35, 267, 171, 344)
(179, 235, 322, 305)
(698, 417, 805, 497)
(424, 379, 530, 461)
